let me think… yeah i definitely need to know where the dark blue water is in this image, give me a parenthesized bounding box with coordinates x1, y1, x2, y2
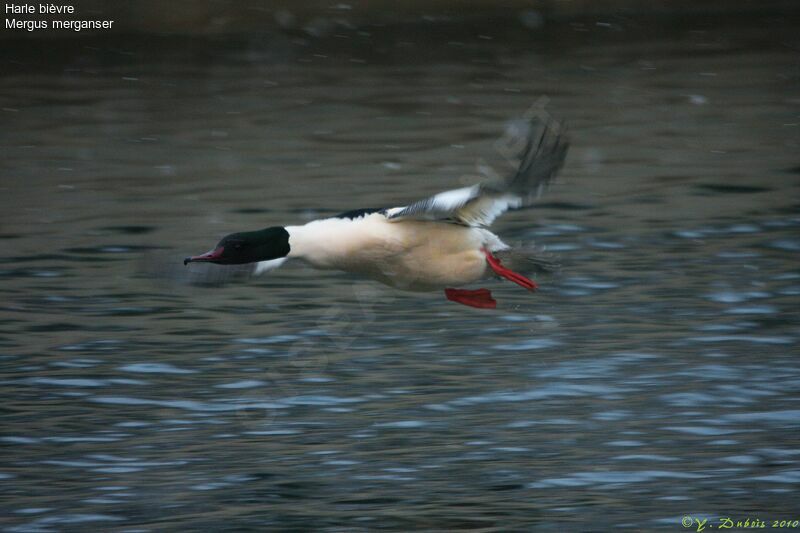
(1, 16, 799, 531)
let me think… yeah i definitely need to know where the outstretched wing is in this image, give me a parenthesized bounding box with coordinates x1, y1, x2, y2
(386, 117, 568, 227)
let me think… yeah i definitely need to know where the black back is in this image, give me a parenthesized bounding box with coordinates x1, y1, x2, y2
(333, 207, 386, 220)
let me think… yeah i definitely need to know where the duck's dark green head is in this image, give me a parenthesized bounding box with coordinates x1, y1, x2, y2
(184, 226, 290, 266)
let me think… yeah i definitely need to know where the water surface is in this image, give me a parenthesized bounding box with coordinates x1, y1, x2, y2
(1, 15, 799, 531)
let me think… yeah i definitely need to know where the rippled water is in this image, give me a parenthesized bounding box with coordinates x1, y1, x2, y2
(2, 15, 799, 531)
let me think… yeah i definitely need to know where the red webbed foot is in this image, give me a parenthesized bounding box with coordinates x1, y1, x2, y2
(444, 288, 497, 309)
(483, 249, 538, 291)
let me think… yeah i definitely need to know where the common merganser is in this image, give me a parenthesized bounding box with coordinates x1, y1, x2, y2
(185, 118, 568, 309)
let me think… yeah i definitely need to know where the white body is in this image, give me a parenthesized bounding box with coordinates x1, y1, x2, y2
(251, 118, 567, 293)
(282, 214, 507, 291)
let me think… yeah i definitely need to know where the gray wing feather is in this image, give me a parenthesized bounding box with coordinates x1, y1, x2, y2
(387, 117, 568, 227)
(384, 185, 480, 222)
(503, 117, 568, 201)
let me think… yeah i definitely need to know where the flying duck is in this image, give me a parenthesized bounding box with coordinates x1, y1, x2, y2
(185, 117, 568, 309)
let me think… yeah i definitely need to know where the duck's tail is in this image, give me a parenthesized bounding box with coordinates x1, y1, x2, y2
(494, 247, 560, 275)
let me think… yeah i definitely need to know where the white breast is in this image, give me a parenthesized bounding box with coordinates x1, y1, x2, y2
(286, 214, 505, 291)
